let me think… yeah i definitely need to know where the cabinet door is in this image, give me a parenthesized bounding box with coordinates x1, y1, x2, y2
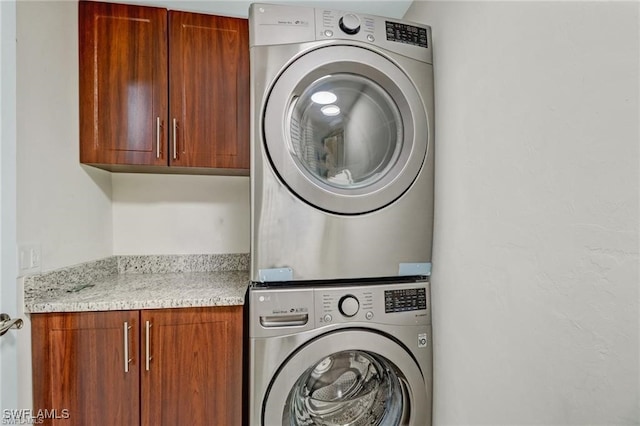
(31, 311, 140, 425)
(169, 12, 250, 170)
(141, 306, 243, 426)
(79, 1, 168, 166)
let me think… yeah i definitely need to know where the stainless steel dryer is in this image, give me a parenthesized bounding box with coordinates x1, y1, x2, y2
(250, 3, 435, 283)
(249, 281, 432, 425)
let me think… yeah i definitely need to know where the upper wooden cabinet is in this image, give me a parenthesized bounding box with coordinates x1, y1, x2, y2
(169, 12, 249, 170)
(79, 1, 249, 174)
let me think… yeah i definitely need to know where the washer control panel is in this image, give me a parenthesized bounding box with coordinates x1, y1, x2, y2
(384, 287, 427, 313)
(316, 281, 430, 327)
(250, 281, 431, 337)
(320, 290, 373, 323)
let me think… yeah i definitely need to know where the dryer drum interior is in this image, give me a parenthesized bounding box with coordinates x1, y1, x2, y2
(287, 73, 403, 192)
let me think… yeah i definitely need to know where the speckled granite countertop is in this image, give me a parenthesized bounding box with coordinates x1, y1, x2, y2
(24, 254, 249, 313)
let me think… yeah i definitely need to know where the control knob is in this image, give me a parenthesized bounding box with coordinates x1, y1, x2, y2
(339, 295, 360, 317)
(339, 14, 361, 35)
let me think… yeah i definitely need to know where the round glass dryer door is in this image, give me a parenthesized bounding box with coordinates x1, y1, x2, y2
(290, 74, 402, 191)
(262, 330, 428, 426)
(263, 45, 429, 215)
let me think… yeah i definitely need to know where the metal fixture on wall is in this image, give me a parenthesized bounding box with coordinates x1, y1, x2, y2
(0, 313, 23, 337)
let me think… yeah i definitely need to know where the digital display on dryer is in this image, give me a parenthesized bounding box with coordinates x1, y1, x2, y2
(385, 21, 428, 48)
(384, 288, 427, 313)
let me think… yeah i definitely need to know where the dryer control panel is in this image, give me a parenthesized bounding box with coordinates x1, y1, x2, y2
(315, 7, 431, 62)
(249, 3, 433, 64)
(385, 21, 429, 48)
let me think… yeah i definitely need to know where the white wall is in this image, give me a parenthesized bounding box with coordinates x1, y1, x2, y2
(405, 1, 639, 424)
(15, 0, 257, 268)
(17, 0, 112, 272)
(112, 174, 249, 255)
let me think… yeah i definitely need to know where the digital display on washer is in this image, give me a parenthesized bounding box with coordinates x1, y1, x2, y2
(384, 288, 427, 313)
(385, 21, 428, 48)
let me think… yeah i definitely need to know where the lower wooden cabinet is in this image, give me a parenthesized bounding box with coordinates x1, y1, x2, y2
(31, 306, 242, 426)
(31, 310, 140, 425)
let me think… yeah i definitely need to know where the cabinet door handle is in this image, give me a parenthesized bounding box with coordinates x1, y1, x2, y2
(123, 321, 132, 373)
(172, 118, 178, 160)
(145, 320, 153, 371)
(156, 117, 162, 159)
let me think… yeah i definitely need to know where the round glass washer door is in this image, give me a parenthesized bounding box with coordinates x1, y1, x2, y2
(263, 45, 429, 215)
(262, 330, 428, 426)
(285, 350, 404, 425)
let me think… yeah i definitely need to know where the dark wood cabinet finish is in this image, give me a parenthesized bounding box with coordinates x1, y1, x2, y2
(169, 12, 250, 169)
(79, 1, 249, 173)
(31, 307, 243, 426)
(79, 1, 168, 166)
(141, 307, 243, 426)
(31, 311, 141, 425)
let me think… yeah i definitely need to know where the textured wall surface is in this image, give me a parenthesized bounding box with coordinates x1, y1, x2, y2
(405, 1, 639, 424)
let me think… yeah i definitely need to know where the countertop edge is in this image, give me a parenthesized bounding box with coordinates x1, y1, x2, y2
(24, 254, 250, 313)
(26, 296, 247, 313)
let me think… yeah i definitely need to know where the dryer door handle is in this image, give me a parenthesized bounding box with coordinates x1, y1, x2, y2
(260, 314, 308, 328)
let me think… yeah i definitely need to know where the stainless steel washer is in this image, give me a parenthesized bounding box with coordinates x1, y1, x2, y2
(249, 281, 432, 425)
(250, 3, 435, 283)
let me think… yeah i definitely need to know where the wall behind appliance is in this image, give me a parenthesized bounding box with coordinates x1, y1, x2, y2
(406, 1, 639, 425)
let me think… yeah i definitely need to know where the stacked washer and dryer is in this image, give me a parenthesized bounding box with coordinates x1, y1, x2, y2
(248, 3, 435, 425)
